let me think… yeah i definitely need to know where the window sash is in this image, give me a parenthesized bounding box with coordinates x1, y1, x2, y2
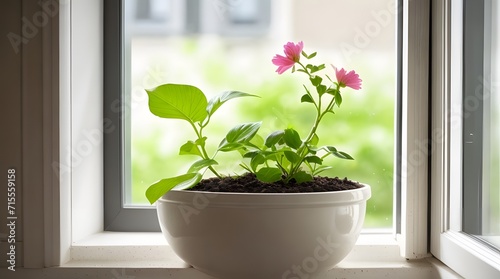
(430, 0, 500, 277)
(104, 0, 161, 231)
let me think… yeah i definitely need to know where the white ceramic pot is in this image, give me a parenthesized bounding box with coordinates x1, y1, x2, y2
(157, 184, 371, 279)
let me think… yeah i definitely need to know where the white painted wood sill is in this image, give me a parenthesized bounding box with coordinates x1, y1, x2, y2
(2, 233, 462, 279)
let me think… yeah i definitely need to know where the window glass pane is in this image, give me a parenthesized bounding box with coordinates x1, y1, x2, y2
(480, 0, 500, 248)
(229, 0, 260, 23)
(124, 0, 396, 228)
(463, 0, 500, 249)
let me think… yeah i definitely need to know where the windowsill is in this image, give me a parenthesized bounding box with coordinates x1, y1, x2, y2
(0, 233, 461, 278)
(54, 233, 459, 278)
(66, 232, 187, 268)
(65, 232, 403, 267)
(4, 261, 460, 279)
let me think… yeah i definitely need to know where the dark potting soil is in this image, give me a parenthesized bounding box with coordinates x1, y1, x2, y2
(187, 172, 363, 193)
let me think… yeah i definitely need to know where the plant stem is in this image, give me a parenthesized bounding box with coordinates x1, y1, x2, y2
(189, 122, 222, 178)
(285, 62, 340, 181)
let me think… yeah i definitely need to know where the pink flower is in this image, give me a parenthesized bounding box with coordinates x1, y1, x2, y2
(333, 66, 362, 90)
(272, 41, 304, 74)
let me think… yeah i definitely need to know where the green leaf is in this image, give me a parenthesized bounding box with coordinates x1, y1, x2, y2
(307, 52, 317, 59)
(195, 137, 207, 146)
(301, 94, 314, 103)
(316, 84, 327, 95)
(321, 146, 353, 160)
(306, 145, 318, 155)
(314, 165, 332, 175)
(147, 84, 207, 123)
(250, 153, 266, 172)
(305, 155, 323, 165)
(179, 141, 202, 157)
(301, 51, 317, 59)
(284, 128, 302, 149)
(219, 122, 261, 151)
(335, 90, 343, 107)
(256, 167, 282, 183)
(291, 171, 313, 183)
(245, 150, 275, 159)
(250, 133, 265, 149)
(284, 151, 301, 163)
(218, 141, 245, 152)
(310, 76, 323, 86)
(310, 133, 319, 146)
(332, 151, 354, 160)
(226, 122, 261, 143)
(325, 88, 337, 95)
(243, 150, 260, 158)
(145, 173, 202, 204)
(262, 151, 278, 161)
(310, 64, 325, 73)
(265, 130, 285, 148)
(307, 145, 320, 152)
(206, 91, 258, 116)
(188, 159, 218, 173)
(323, 146, 338, 152)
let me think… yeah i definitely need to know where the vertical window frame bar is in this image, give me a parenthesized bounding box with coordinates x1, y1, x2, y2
(104, 0, 160, 232)
(462, 0, 484, 235)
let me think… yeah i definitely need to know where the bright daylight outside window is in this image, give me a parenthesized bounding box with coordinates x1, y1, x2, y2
(122, 0, 396, 228)
(463, 0, 500, 249)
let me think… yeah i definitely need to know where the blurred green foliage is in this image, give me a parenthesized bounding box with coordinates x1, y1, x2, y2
(130, 38, 394, 228)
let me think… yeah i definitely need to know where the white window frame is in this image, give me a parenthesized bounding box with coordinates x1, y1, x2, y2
(12, 0, 467, 277)
(430, 0, 500, 278)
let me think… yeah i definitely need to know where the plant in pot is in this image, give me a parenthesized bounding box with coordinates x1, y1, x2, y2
(145, 41, 371, 279)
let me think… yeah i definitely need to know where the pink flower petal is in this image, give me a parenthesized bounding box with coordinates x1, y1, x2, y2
(283, 41, 303, 62)
(272, 41, 304, 74)
(272, 54, 296, 74)
(333, 65, 362, 90)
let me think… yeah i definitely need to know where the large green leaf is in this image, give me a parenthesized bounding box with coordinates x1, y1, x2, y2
(145, 173, 202, 204)
(219, 122, 261, 151)
(321, 146, 354, 160)
(256, 167, 282, 183)
(291, 171, 313, 183)
(243, 151, 260, 158)
(250, 153, 266, 172)
(206, 91, 258, 116)
(217, 141, 246, 152)
(264, 130, 284, 148)
(147, 84, 208, 123)
(284, 151, 301, 163)
(305, 155, 323, 165)
(179, 141, 202, 157)
(332, 151, 354, 160)
(284, 128, 302, 149)
(188, 159, 218, 173)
